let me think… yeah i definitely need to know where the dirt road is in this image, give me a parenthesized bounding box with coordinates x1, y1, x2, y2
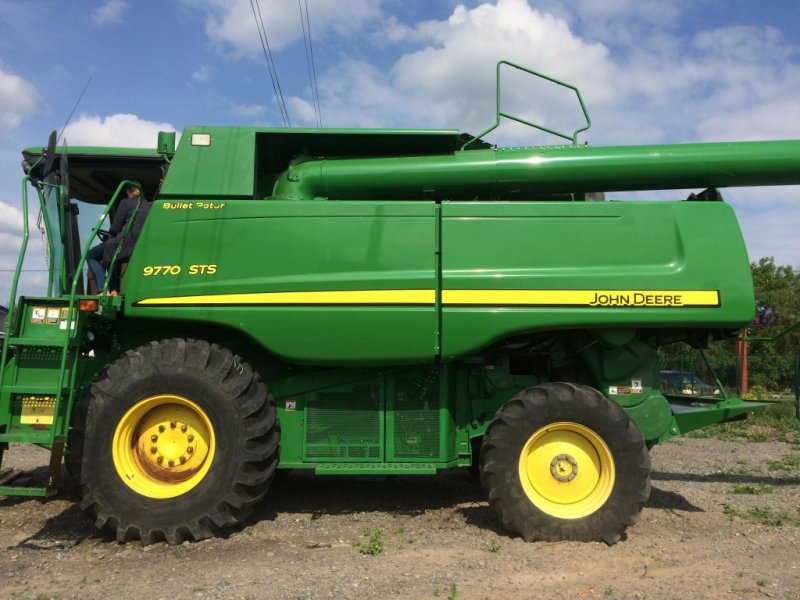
(1, 437, 799, 599)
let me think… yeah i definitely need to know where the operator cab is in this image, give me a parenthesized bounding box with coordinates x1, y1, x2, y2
(21, 132, 173, 296)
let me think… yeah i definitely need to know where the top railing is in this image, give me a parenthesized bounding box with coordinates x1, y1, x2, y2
(461, 60, 592, 151)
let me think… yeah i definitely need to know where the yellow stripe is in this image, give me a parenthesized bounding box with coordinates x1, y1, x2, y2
(443, 289, 719, 307)
(136, 289, 436, 306)
(136, 289, 719, 308)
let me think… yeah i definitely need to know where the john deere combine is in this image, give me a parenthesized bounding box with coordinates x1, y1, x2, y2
(1, 62, 797, 544)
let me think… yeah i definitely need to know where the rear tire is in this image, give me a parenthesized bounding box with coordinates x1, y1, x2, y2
(79, 338, 279, 544)
(480, 382, 650, 544)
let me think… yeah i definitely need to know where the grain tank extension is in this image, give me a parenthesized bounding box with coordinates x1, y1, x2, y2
(1, 62, 798, 545)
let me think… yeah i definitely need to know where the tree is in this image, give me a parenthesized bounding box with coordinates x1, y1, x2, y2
(747, 257, 800, 390)
(658, 257, 799, 393)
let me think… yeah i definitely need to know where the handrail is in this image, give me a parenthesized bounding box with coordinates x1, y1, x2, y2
(1, 173, 141, 445)
(461, 60, 592, 150)
(0, 177, 34, 392)
(0, 177, 64, 403)
(57, 180, 141, 427)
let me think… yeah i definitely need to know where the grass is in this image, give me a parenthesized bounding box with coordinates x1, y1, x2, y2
(483, 540, 501, 553)
(355, 527, 385, 556)
(688, 400, 800, 443)
(723, 505, 800, 527)
(433, 583, 458, 599)
(766, 455, 800, 472)
(730, 483, 773, 495)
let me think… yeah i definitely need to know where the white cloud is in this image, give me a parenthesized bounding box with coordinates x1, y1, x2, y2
(232, 103, 266, 117)
(396, 0, 613, 135)
(0, 64, 39, 130)
(697, 99, 800, 142)
(730, 192, 800, 268)
(587, 22, 800, 145)
(188, 0, 382, 56)
(61, 113, 177, 148)
(319, 0, 615, 142)
(0, 200, 27, 236)
(92, 0, 129, 26)
(287, 97, 317, 125)
(0, 200, 48, 301)
(192, 65, 213, 83)
(306, 1, 800, 150)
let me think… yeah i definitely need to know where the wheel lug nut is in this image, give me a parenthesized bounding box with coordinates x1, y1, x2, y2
(150, 434, 158, 442)
(168, 459, 175, 467)
(181, 424, 188, 433)
(150, 446, 157, 454)
(157, 456, 163, 464)
(170, 421, 176, 429)
(180, 456, 186, 464)
(187, 434, 194, 442)
(158, 425, 165, 433)
(187, 446, 194, 453)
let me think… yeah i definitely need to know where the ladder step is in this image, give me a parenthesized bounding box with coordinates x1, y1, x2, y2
(0, 486, 55, 497)
(0, 439, 64, 497)
(0, 468, 57, 498)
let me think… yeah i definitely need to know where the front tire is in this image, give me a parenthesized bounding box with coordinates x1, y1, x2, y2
(480, 382, 650, 544)
(79, 338, 279, 544)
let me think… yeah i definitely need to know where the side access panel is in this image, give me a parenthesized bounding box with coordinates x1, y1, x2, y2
(440, 200, 754, 358)
(123, 200, 438, 365)
(272, 367, 459, 472)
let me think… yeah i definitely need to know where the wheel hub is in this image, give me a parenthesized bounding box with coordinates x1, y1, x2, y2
(136, 417, 205, 482)
(113, 394, 215, 498)
(518, 422, 615, 519)
(550, 453, 578, 482)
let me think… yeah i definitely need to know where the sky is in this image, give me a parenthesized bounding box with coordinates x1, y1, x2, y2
(1, 0, 799, 302)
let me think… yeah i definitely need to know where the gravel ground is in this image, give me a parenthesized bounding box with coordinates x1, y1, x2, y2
(1, 437, 799, 600)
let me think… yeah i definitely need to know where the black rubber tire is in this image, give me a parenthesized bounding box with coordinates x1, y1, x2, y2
(79, 338, 279, 544)
(479, 382, 650, 544)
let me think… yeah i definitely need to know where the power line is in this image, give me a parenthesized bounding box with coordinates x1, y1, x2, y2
(249, 0, 291, 126)
(299, 0, 322, 127)
(57, 77, 92, 144)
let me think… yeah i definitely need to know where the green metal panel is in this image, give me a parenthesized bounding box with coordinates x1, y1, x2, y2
(668, 399, 766, 438)
(123, 199, 437, 363)
(159, 127, 257, 199)
(303, 381, 384, 462)
(440, 200, 754, 359)
(386, 368, 442, 461)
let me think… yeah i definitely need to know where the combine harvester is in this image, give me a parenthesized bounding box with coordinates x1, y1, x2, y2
(1, 62, 797, 544)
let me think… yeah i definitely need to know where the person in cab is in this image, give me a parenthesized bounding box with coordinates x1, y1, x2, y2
(86, 178, 150, 294)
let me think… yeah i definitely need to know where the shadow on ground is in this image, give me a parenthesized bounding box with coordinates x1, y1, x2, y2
(13, 465, 786, 546)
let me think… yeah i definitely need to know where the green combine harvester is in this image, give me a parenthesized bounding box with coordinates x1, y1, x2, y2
(1, 62, 798, 544)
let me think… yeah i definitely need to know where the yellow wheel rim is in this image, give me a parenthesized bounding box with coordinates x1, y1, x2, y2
(112, 394, 215, 499)
(518, 422, 614, 519)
